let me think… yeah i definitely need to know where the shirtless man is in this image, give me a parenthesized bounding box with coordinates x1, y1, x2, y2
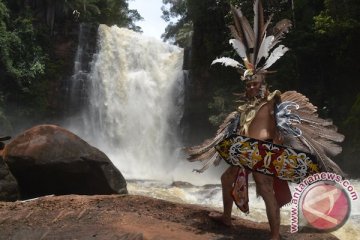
(186, 2, 294, 239)
(211, 78, 282, 240)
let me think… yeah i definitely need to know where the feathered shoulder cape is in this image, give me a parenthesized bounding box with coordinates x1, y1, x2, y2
(186, 91, 344, 176)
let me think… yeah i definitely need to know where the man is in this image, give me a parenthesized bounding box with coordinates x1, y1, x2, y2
(188, 71, 291, 240)
(186, 1, 344, 239)
(209, 76, 285, 240)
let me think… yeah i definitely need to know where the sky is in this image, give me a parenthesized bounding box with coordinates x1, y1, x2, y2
(128, 0, 168, 40)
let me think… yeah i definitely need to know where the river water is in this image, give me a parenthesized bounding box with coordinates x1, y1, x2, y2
(127, 178, 360, 239)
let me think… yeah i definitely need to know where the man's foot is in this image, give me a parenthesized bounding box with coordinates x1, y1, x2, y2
(270, 234, 284, 240)
(208, 212, 233, 227)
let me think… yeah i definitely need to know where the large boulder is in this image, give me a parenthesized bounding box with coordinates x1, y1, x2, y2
(3, 125, 127, 199)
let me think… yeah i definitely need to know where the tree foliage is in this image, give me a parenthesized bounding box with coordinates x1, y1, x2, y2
(161, 0, 192, 47)
(0, 1, 45, 83)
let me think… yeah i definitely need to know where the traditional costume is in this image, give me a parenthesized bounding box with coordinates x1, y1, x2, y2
(186, 0, 344, 213)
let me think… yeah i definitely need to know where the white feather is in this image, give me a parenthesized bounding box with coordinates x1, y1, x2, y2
(262, 45, 289, 70)
(229, 39, 247, 59)
(256, 34, 273, 67)
(211, 57, 244, 69)
(268, 38, 285, 52)
(253, 0, 260, 43)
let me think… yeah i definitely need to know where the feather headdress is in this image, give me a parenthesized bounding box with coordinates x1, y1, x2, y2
(212, 0, 292, 81)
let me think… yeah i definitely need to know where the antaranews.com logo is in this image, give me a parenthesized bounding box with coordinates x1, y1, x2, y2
(290, 172, 358, 233)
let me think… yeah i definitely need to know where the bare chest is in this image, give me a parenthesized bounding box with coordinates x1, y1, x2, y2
(247, 102, 276, 140)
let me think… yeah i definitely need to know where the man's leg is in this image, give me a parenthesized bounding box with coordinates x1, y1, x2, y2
(253, 172, 280, 240)
(221, 166, 238, 223)
(210, 165, 238, 226)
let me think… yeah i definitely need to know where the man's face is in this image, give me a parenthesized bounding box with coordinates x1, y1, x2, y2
(245, 80, 262, 98)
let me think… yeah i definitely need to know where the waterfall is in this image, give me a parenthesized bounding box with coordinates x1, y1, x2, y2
(68, 25, 185, 180)
(67, 23, 96, 115)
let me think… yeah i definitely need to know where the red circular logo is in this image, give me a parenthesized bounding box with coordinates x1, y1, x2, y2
(301, 182, 350, 231)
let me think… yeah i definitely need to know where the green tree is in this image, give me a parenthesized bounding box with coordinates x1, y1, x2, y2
(0, 1, 46, 85)
(0, 0, 46, 131)
(98, 0, 142, 30)
(161, 0, 192, 47)
(310, 0, 360, 177)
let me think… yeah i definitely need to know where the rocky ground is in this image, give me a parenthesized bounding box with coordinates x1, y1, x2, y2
(0, 194, 339, 240)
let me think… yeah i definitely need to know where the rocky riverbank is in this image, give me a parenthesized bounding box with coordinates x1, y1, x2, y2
(0, 194, 338, 240)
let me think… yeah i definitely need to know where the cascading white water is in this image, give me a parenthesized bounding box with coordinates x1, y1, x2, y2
(71, 25, 185, 180)
(67, 24, 224, 185)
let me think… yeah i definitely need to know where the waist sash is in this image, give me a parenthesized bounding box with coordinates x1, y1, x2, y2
(215, 134, 319, 183)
